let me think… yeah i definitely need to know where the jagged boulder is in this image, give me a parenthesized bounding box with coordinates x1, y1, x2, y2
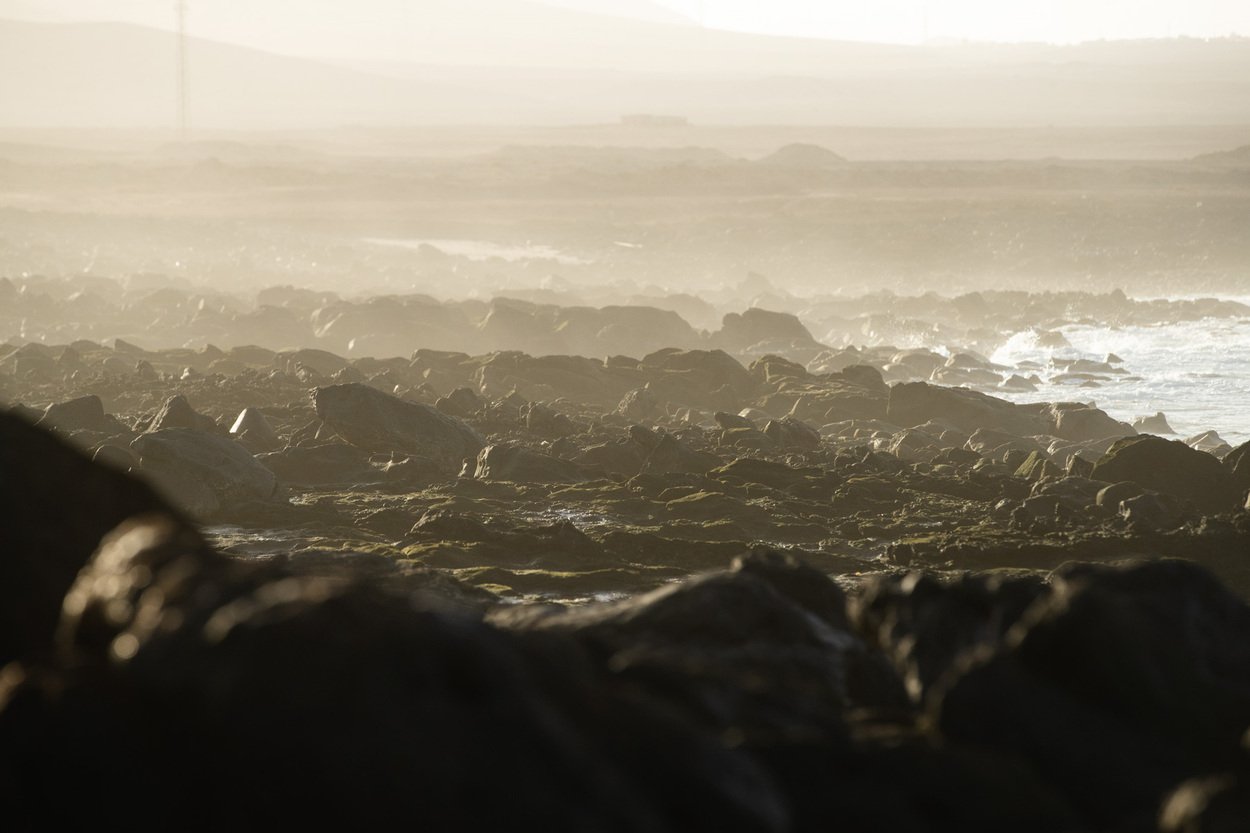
(471, 444, 591, 484)
(147, 395, 218, 433)
(313, 383, 483, 467)
(130, 430, 278, 519)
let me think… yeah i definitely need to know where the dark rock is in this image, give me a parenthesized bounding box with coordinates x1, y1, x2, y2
(523, 401, 579, 437)
(1227, 440, 1250, 496)
(435, 387, 482, 418)
(257, 443, 376, 485)
(229, 407, 278, 449)
(715, 308, 819, 352)
(1095, 481, 1147, 510)
(0, 411, 193, 666)
(36, 394, 110, 434)
(314, 383, 484, 468)
(1, 518, 785, 832)
(130, 430, 278, 519)
(1051, 406, 1136, 443)
(931, 560, 1250, 830)
(148, 394, 218, 433)
(641, 434, 721, 476)
(714, 410, 754, 430)
(888, 382, 1049, 437)
(92, 444, 137, 471)
(854, 571, 1048, 702)
(1119, 493, 1187, 530)
(763, 417, 821, 450)
(472, 444, 591, 484)
(1133, 411, 1176, 435)
(618, 387, 659, 421)
(1091, 435, 1236, 514)
(1160, 774, 1250, 833)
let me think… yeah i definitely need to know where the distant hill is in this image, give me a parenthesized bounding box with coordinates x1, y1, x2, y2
(758, 144, 848, 167)
(0, 19, 534, 129)
(3, 16, 1250, 129)
(1194, 144, 1250, 165)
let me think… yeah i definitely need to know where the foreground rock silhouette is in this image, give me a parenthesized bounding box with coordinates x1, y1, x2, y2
(2, 412, 1250, 831)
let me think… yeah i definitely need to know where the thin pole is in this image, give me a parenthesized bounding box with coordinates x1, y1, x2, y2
(177, 0, 188, 138)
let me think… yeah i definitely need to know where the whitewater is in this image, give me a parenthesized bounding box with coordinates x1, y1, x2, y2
(991, 312, 1250, 446)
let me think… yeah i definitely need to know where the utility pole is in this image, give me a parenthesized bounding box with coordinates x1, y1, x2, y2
(177, 0, 188, 138)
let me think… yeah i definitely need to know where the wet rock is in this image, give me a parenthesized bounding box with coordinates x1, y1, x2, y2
(130, 430, 279, 519)
(472, 444, 591, 484)
(1014, 451, 1062, 481)
(314, 383, 484, 468)
(1226, 441, 1250, 496)
(435, 387, 482, 418)
(36, 394, 111, 434)
(966, 428, 1043, 457)
(1095, 481, 1148, 511)
(618, 387, 659, 421)
(283, 347, 350, 377)
(715, 308, 819, 353)
(714, 410, 755, 430)
(1119, 493, 1187, 530)
(641, 433, 721, 476)
(763, 417, 821, 450)
(92, 444, 137, 471)
(1187, 430, 1233, 458)
(999, 374, 1038, 392)
(228, 407, 280, 451)
(1051, 405, 1136, 443)
(576, 436, 650, 477)
(147, 394, 218, 433)
(1133, 411, 1176, 435)
(640, 348, 757, 401)
(523, 401, 578, 437)
(888, 382, 1049, 437)
(1091, 435, 1236, 515)
(257, 443, 377, 485)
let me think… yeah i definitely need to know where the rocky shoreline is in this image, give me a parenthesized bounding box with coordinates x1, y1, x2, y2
(3, 292, 1250, 829)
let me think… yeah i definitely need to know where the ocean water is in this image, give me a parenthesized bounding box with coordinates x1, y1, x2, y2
(990, 315, 1250, 445)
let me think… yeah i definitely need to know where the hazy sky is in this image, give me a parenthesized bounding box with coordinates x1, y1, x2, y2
(656, 0, 1250, 43)
(5, 0, 1249, 44)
